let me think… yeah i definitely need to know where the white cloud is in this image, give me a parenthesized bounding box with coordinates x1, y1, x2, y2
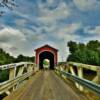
(0, 27, 26, 42)
(54, 23, 81, 61)
(0, 27, 33, 57)
(84, 26, 100, 35)
(47, 0, 54, 5)
(0, 26, 50, 57)
(44, 23, 81, 41)
(73, 0, 100, 11)
(56, 23, 81, 39)
(15, 19, 28, 27)
(78, 25, 100, 44)
(41, 23, 82, 61)
(38, 2, 70, 24)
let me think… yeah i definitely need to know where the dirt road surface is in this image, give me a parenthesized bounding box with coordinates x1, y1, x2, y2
(4, 70, 89, 100)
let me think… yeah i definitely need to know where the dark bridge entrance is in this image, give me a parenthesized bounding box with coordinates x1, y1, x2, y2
(39, 51, 54, 69)
(35, 44, 58, 69)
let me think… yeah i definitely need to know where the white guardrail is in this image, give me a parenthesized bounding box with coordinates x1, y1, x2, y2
(0, 62, 35, 70)
(55, 68, 100, 96)
(0, 71, 33, 94)
(0, 62, 38, 95)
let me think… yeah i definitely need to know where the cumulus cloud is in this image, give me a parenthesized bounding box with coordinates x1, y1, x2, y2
(15, 19, 28, 27)
(53, 23, 81, 61)
(0, 25, 51, 57)
(84, 26, 100, 36)
(73, 0, 100, 11)
(38, 1, 70, 24)
(0, 27, 26, 42)
(41, 23, 81, 61)
(0, 27, 37, 57)
(45, 0, 55, 6)
(78, 26, 100, 44)
(55, 23, 81, 39)
(42, 22, 81, 41)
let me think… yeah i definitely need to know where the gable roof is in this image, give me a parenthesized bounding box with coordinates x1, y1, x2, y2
(35, 44, 58, 51)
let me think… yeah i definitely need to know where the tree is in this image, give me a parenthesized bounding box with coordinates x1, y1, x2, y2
(67, 41, 78, 53)
(67, 40, 100, 66)
(14, 54, 35, 63)
(87, 40, 100, 51)
(78, 43, 85, 50)
(0, 48, 15, 65)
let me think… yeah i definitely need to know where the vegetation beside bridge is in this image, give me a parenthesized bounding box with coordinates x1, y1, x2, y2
(0, 48, 35, 82)
(67, 40, 100, 66)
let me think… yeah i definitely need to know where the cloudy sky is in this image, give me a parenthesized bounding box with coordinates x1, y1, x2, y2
(0, 0, 100, 61)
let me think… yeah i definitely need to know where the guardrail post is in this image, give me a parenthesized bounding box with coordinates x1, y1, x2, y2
(9, 66, 15, 80)
(15, 64, 26, 89)
(61, 66, 67, 80)
(91, 66, 100, 84)
(27, 64, 33, 73)
(69, 66, 76, 75)
(97, 67, 100, 84)
(9, 65, 16, 92)
(34, 65, 39, 73)
(65, 65, 69, 73)
(55, 66, 60, 75)
(5, 91, 11, 95)
(77, 67, 83, 91)
(16, 65, 24, 77)
(69, 66, 79, 88)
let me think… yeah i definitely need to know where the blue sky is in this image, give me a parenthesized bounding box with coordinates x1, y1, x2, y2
(0, 0, 100, 61)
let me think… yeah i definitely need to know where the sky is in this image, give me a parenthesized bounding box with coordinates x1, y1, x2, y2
(0, 0, 100, 62)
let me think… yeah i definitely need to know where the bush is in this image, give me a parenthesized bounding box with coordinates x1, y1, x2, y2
(0, 70, 9, 82)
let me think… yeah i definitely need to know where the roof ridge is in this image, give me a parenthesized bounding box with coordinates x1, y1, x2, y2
(35, 44, 58, 51)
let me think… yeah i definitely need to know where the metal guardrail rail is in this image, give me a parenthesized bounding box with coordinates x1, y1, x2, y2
(0, 62, 38, 95)
(68, 62, 98, 71)
(0, 71, 33, 94)
(0, 62, 35, 70)
(55, 68, 100, 96)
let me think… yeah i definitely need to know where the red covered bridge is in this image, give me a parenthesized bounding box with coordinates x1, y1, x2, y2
(35, 44, 58, 69)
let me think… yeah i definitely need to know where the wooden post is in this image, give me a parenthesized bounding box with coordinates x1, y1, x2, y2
(5, 91, 11, 95)
(9, 67, 15, 80)
(92, 66, 100, 84)
(34, 65, 39, 73)
(70, 66, 76, 75)
(69, 66, 79, 88)
(61, 65, 67, 80)
(77, 67, 83, 91)
(9, 65, 16, 91)
(16, 65, 24, 77)
(65, 64, 69, 73)
(27, 64, 33, 73)
(92, 76, 98, 83)
(97, 67, 100, 84)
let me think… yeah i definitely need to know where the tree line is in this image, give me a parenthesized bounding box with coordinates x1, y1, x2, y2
(0, 48, 35, 82)
(67, 40, 100, 66)
(0, 48, 35, 65)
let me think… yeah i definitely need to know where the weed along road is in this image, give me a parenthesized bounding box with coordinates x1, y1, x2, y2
(4, 70, 89, 100)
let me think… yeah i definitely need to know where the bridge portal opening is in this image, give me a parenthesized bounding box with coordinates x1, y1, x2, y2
(43, 59, 50, 69)
(39, 51, 54, 69)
